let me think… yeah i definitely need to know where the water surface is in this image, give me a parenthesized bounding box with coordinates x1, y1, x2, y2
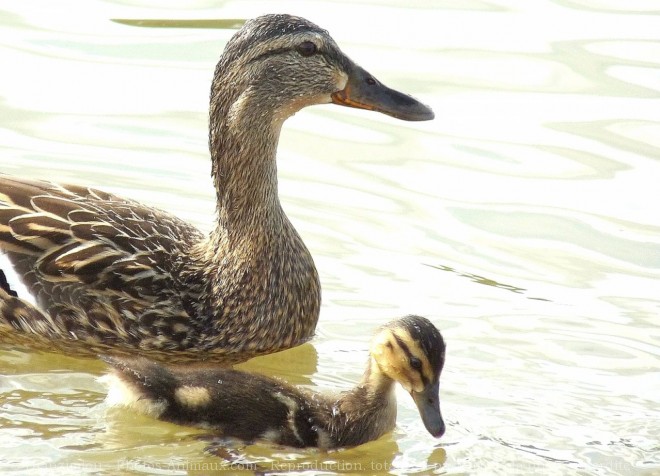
(0, 1, 659, 475)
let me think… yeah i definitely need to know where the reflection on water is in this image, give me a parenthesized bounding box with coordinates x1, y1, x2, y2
(1, 1, 659, 475)
(427, 263, 529, 295)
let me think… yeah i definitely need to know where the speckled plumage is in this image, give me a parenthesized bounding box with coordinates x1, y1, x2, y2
(102, 315, 446, 449)
(0, 14, 433, 360)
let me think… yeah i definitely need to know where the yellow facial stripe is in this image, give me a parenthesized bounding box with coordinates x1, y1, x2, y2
(390, 328, 434, 384)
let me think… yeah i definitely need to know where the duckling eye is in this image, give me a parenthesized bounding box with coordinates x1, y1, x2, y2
(409, 357, 422, 371)
(296, 41, 318, 57)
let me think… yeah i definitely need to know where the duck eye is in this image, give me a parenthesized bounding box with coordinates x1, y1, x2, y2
(296, 41, 318, 57)
(410, 357, 422, 371)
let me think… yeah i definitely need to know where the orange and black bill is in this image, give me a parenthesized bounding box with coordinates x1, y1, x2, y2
(331, 63, 434, 121)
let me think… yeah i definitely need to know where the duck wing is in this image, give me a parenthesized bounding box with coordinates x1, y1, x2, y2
(0, 174, 204, 309)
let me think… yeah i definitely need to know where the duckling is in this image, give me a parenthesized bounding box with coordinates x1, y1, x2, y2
(0, 14, 433, 360)
(101, 315, 446, 449)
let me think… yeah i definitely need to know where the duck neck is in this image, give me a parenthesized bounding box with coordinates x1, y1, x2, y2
(360, 356, 397, 399)
(329, 357, 397, 447)
(208, 87, 286, 237)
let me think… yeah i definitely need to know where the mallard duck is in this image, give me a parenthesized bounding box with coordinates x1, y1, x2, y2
(0, 15, 433, 360)
(101, 315, 446, 449)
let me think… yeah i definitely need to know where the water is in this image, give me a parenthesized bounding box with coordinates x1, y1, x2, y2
(1, 1, 659, 474)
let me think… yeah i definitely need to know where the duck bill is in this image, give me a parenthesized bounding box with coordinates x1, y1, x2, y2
(331, 64, 434, 121)
(411, 381, 445, 437)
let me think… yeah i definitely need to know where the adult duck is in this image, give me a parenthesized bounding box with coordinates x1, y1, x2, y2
(0, 14, 433, 360)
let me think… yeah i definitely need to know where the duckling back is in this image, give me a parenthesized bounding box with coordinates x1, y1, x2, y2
(101, 356, 328, 447)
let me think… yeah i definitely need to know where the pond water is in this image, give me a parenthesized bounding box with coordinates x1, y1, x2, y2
(1, 1, 659, 475)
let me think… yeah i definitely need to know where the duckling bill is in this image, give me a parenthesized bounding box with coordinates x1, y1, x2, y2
(0, 14, 433, 360)
(101, 315, 446, 449)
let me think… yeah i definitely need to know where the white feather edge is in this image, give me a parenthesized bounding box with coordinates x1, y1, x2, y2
(0, 253, 36, 305)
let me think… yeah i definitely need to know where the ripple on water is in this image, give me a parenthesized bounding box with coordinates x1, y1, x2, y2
(1, 2, 660, 476)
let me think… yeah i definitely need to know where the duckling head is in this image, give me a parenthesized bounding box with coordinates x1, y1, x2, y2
(210, 14, 434, 137)
(370, 315, 446, 438)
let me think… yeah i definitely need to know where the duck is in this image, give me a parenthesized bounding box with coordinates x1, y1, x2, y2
(0, 14, 434, 360)
(101, 315, 446, 449)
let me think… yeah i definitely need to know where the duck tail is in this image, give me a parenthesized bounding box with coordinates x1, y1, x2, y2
(0, 271, 60, 336)
(99, 355, 179, 418)
(0, 268, 18, 298)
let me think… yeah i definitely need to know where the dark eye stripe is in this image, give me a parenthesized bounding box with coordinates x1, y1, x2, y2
(248, 42, 321, 65)
(393, 334, 430, 386)
(393, 334, 411, 357)
(248, 47, 291, 64)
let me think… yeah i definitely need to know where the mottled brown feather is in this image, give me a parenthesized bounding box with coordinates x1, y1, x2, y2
(0, 14, 431, 360)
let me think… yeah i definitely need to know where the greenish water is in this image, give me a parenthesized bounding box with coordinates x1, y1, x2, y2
(1, 1, 659, 475)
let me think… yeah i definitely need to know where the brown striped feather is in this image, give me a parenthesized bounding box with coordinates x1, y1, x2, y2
(0, 173, 210, 356)
(0, 162, 320, 360)
(8, 213, 72, 249)
(1, 175, 200, 262)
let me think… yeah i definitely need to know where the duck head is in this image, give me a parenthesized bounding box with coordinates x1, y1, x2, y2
(209, 13, 434, 135)
(371, 315, 446, 438)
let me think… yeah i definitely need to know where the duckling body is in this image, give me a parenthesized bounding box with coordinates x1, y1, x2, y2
(0, 14, 433, 359)
(102, 315, 446, 449)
